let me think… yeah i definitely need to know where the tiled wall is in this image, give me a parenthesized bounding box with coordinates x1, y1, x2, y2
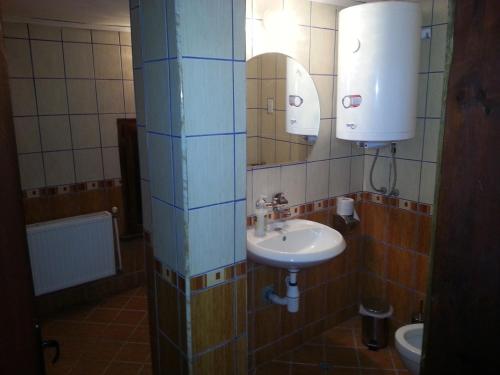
(245, 0, 448, 370)
(358, 193, 432, 334)
(246, 0, 364, 216)
(246, 0, 448, 211)
(4, 22, 135, 191)
(130, 0, 247, 373)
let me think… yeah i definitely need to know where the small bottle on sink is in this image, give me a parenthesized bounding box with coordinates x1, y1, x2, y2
(255, 196, 269, 237)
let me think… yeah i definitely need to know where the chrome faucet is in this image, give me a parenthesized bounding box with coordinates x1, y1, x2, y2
(255, 192, 291, 218)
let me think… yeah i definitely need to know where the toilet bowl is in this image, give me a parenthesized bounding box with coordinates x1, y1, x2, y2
(394, 323, 423, 375)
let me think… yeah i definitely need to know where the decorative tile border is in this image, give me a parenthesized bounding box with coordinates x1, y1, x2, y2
(246, 192, 432, 225)
(23, 178, 122, 199)
(153, 258, 246, 295)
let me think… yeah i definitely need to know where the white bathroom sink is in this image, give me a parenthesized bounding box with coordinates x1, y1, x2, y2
(247, 219, 346, 269)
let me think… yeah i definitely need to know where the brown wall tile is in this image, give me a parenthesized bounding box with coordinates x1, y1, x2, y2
(236, 336, 249, 375)
(359, 272, 385, 301)
(362, 238, 386, 277)
(307, 210, 330, 226)
(191, 281, 234, 354)
(253, 305, 281, 348)
(416, 214, 432, 254)
(386, 207, 418, 249)
(386, 282, 413, 323)
(415, 254, 429, 293)
(361, 202, 388, 241)
(303, 285, 326, 325)
(386, 246, 415, 288)
(236, 276, 247, 336)
(280, 302, 305, 336)
(192, 341, 234, 375)
(156, 274, 179, 345)
(158, 334, 182, 375)
(250, 266, 282, 310)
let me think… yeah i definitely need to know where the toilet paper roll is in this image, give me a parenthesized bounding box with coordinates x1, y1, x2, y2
(336, 197, 354, 216)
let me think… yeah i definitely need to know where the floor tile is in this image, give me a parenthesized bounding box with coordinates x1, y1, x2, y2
(103, 361, 143, 375)
(358, 348, 393, 370)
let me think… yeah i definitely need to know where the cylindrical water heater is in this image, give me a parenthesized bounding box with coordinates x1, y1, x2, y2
(336, 1, 421, 145)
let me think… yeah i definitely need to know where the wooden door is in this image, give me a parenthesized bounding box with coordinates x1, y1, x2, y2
(423, 1, 500, 373)
(117, 118, 143, 237)
(0, 21, 43, 374)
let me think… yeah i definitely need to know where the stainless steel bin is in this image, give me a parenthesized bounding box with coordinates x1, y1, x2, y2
(360, 298, 393, 350)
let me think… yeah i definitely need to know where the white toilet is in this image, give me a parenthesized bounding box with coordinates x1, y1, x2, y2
(395, 323, 423, 375)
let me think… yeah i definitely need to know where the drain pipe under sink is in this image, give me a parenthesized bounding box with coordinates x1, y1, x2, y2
(265, 269, 299, 313)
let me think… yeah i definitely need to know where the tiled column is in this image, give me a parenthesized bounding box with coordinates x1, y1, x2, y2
(130, 0, 247, 373)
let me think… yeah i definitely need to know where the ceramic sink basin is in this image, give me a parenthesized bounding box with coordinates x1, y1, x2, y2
(247, 219, 346, 269)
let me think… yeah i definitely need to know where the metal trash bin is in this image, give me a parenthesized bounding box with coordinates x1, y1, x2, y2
(360, 298, 393, 350)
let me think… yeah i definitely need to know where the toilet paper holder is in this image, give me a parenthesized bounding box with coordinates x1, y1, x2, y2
(332, 196, 360, 234)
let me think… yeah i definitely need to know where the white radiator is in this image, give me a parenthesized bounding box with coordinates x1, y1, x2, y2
(26, 211, 116, 296)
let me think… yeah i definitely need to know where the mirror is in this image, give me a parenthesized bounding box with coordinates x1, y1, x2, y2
(246, 53, 321, 166)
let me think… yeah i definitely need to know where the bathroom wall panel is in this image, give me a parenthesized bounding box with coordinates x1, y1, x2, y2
(4, 22, 135, 195)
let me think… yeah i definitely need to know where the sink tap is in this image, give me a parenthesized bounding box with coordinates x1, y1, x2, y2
(271, 192, 291, 218)
(254, 193, 290, 237)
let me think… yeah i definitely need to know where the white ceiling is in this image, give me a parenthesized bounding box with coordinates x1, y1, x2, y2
(2, 0, 131, 30)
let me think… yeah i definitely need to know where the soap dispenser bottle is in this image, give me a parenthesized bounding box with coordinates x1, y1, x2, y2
(254, 196, 269, 237)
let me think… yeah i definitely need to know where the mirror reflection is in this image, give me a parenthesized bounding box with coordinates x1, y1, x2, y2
(246, 53, 321, 166)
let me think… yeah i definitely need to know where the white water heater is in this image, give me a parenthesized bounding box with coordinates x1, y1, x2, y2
(336, 1, 421, 146)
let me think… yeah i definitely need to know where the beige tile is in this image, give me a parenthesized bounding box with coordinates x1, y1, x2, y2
(99, 114, 120, 147)
(70, 114, 100, 148)
(432, 0, 449, 25)
(312, 75, 333, 119)
(39, 115, 71, 151)
(74, 148, 103, 182)
(63, 43, 94, 78)
(121, 46, 133, 79)
(102, 147, 121, 179)
(96, 80, 125, 113)
(62, 28, 91, 43)
(4, 38, 32, 78)
(9, 78, 37, 116)
(14, 117, 41, 153)
(119, 31, 132, 46)
(3, 22, 28, 38)
(285, 0, 310, 26)
(91, 30, 120, 44)
(289, 25, 311, 72)
(310, 28, 335, 75)
(35, 79, 68, 115)
(422, 119, 441, 162)
(311, 2, 336, 29)
(18, 153, 45, 189)
(67, 79, 98, 114)
(419, 162, 436, 204)
(416, 74, 428, 118)
(429, 24, 447, 72)
(28, 24, 61, 40)
(93, 44, 122, 79)
(123, 80, 135, 113)
(419, 38, 430, 73)
(43, 150, 75, 186)
(426, 72, 444, 118)
(31, 40, 65, 78)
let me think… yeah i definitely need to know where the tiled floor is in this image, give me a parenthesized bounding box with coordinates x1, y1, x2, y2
(42, 286, 152, 375)
(254, 318, 409, 375)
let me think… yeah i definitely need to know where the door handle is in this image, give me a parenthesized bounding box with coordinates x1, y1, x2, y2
(42, 339, 60, 364)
